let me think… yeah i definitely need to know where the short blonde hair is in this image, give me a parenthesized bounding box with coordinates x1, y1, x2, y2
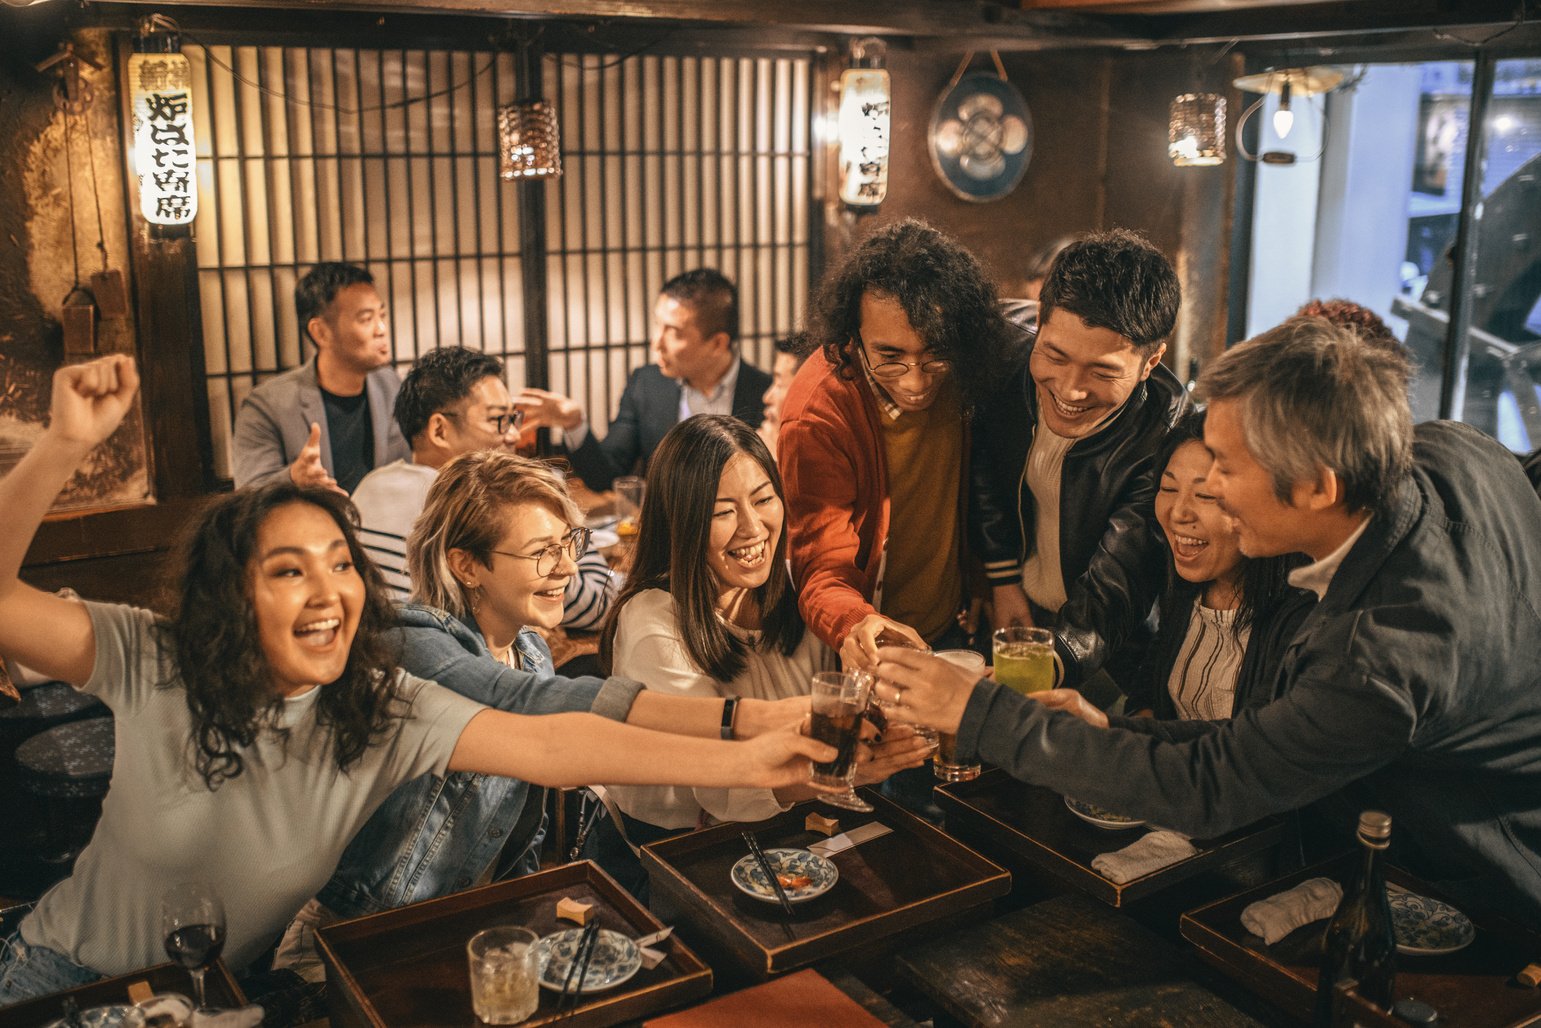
(407, 452, 582, 620)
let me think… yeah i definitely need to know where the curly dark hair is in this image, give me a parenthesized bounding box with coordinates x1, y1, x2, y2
(1039, 229, 1180, 356)
(809, 218, 1009, 412)
(160, 483, 405, 789)
(600, 415, 804, 683)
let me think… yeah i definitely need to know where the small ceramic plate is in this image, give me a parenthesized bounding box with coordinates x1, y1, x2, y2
(1389, 890, 1476, 955)
(1065, 795, 1146, 830)
(584, 514, 618, 532)
(589, 528, 620, 550)
(730, 847, 839, 904)
(535, 928, 642, 994)
(43, 1006, 145, 1028)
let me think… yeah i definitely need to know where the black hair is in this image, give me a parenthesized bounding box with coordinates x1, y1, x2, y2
(394, 346, 507, 444)
(1039, 229, 1180, 356)
(600, 415, 804, 682)
(661, 269, 739, 345)
(296, 263, 375, 345)
(161, 483, 403, 789)
(810, 218, 1009, 412)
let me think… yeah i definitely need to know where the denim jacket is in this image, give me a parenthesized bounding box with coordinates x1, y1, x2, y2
(318, 603, 642, 917)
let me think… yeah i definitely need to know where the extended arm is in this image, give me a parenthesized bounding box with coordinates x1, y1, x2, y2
(0, 356, 141, 687)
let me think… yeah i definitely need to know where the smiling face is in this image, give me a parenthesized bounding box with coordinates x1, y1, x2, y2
(460, 503, 576, 640)
(249, 501, 366, 697)
(312, 282, 390, 376)
(1030, 310, 1165, 439)
(441, 375, 519, 458)
(1203, 398, 1317, 558)
(858, 290, 949, 413)
(706, 452, 785, 609)
(1156, 439, 1245, 598)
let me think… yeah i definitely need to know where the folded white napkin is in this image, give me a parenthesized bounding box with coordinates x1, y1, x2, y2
(636, 926, 673, 970)
(1090, 830, 1197, 884)
(808, 822, 892, 857)
(1240, 876, 1343, 945)
(189, 1005, 264, 1028)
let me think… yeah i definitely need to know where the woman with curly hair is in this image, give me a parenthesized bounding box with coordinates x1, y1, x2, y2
(0, 356, 832, 1005)
(781, 218, 1022, 670)
(581, 416, 930, 894)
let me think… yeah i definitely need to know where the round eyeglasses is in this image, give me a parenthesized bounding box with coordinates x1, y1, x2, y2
(859, 340, 952, 380)
(491, 526, 591, 577)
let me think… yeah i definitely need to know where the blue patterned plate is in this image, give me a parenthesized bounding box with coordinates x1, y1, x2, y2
(1065, 795, 1146, 830)
(731, 847, 839, 904)
(43, 1007, 145, 1028)
(535, 928, 642, 993)
(1389, 890, 1475, 955)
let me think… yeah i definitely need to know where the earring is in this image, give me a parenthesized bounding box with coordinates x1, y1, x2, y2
(462, 580, 480, 614)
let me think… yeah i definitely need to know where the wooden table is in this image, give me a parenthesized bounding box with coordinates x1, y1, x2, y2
(642, 791, 1011, 982)
(317, 861, 712, 1027)
(0, 960, 245, 1027)
(897, 893, 1274, 1027)
(1183, 855, 1541, 1026)
(936, 769, 1287, 907)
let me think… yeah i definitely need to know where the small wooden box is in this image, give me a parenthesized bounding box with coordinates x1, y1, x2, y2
(641, 791, 1010, 981)
(935, 769, 1286, 906)
(317, 861, 711, 1027)
(1182, 857, 1541, 1027)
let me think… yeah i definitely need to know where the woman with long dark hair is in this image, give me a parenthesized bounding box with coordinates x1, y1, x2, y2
(0, 357, 830, 1004)
(1123, 409, 1311, 719)
(585, 415, 929, 895)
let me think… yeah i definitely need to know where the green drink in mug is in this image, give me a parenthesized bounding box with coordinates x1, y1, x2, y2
(992, 627, 1055, 695)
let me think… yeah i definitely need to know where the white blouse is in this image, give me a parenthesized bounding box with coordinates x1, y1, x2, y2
(606, 588, 836, 830)
(1166, 600, 1251, 721)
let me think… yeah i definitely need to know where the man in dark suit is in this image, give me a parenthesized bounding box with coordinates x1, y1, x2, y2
(518, 269, 771, 491)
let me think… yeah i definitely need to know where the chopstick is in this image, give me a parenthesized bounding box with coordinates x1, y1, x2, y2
(742, 830, 797, 922)
(557, 920, 600, 1017)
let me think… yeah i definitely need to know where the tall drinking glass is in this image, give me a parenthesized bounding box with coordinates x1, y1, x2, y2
(992, 627, 1056, 696)
(466, 925, 539, 1024)
(809, 670, 873, 812)
(932, 649, 987, 781)
(614, 475, 645, 540)
(160, 882, 226, 1011)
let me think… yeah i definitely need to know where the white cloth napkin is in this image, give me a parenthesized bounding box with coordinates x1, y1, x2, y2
(1090, 830, 1197, 884)
(808, 822, 892, 857)
(636, 926, 673, 970)
(189, 1006, 264, 1028)
(1240, 876, 1344, 945)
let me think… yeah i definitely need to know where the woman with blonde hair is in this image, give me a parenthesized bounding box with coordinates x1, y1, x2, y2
(0, 358, 827, 1003)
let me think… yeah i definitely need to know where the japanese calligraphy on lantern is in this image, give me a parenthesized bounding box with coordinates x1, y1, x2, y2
(838, 69, 890, 207)
(128, 52, 197, 226)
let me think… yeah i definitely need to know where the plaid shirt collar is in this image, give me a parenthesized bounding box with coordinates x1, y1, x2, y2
(859, 352, 905, 421)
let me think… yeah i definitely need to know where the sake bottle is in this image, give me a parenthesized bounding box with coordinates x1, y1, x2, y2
(1315, 810, 1397, 1025)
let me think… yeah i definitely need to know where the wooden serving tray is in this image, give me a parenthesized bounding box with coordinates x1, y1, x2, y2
(1181, 856, 1541, 1027)
(0, 960, 244, 1027)
(935, 769, 1287, 906)
(641, 790, 1011, 981)
(317, 860, 711, 1027)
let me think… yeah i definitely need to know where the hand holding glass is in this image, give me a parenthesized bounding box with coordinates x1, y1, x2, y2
(809, 670, 874, 812)
(932, 649, 987, 781)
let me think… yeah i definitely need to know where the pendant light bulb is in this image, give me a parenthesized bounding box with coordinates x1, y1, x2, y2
(1273, 79, 1294, 139)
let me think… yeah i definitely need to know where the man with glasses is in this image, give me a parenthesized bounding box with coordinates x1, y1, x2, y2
(352, 346, 618, 630)
(233, 262, 409, 493)
(971, 230, 1186, 692)
(781, 219, 1022, 667)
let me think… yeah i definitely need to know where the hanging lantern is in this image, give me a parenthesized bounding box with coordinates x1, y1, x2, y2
(128, 16, 197, 227)
(498, 100, 561, 180)
(838, 38, 890, 208)
(1169, 92, 1227, 167)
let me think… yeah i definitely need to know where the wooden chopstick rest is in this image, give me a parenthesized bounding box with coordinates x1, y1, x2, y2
(556, 896, 594, 925)
(805, 812, 840, 837)
(126, 980, 154, 1005)
(1518, 962, 1541, 988)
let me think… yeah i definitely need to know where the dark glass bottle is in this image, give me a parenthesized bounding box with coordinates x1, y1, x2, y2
(1315, 810, 1397, 1026)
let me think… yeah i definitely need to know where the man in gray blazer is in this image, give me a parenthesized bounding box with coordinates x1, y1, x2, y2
(232, 263, 409, 492)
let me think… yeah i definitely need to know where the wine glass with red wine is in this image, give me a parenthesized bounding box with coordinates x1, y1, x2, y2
(160, 882, 226, 1011)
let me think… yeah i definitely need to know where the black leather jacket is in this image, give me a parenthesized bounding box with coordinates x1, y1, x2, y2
(968, 303, 1189, 683)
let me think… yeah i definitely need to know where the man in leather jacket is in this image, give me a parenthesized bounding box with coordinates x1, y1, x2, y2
(970, 230, 1187, 686)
